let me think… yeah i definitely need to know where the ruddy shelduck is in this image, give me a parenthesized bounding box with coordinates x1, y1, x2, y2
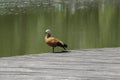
(45, 29, 67, 53)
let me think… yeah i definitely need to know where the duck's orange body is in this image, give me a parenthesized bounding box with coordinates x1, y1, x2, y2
(45, 29, 67, 52)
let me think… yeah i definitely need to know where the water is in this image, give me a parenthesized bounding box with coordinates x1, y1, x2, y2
(0, 0, 120, 57)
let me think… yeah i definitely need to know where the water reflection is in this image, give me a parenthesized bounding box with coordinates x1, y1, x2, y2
(0, 0, 120, 57)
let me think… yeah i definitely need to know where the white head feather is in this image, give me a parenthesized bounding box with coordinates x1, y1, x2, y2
(45, 29, 51, 34)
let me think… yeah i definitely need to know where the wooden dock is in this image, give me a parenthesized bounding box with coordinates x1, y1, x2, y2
(0, 48, 120, 80)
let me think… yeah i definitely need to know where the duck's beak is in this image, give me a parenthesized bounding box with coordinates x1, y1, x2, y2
(45, 32, 47, 35)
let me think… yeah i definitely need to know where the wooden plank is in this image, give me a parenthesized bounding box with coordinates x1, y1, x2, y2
(0, 48, 120, 80)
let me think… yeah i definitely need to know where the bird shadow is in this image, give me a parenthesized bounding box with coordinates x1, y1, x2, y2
(53, 50, 70, 54)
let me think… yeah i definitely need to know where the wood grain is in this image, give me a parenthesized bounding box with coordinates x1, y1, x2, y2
(0, 48, 120, 80)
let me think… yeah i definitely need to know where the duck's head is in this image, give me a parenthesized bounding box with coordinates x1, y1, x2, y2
(45, 29, 52, 36)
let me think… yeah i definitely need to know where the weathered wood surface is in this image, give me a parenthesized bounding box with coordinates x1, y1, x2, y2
(0, 48, 120, 80)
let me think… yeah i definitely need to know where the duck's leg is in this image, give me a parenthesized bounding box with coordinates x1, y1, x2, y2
(52, 47, 54, 53)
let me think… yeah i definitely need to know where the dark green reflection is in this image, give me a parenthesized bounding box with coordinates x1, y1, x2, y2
(0, 0, 120, 57)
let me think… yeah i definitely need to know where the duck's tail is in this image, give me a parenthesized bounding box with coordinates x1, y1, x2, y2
(57, 42, 68, 50)
(63, 44, 67, 49)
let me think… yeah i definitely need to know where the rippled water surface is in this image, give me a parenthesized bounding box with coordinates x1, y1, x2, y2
(0, 0, 120, 57)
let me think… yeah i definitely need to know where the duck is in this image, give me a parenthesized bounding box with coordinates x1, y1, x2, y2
(45, 29, 67, 53)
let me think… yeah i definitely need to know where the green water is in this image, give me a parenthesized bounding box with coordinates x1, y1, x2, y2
(0, 0, 120, 57)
